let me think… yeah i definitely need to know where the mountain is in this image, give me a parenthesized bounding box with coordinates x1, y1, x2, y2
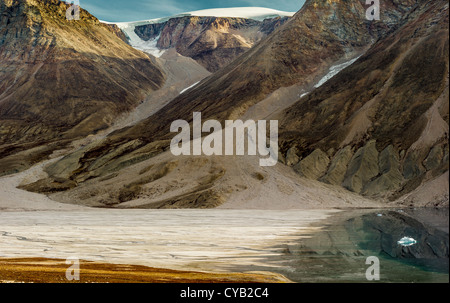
(135, 16, 290, 72)
(0, 0, 165, 175)
(277, 0, 449, 205)
(20, 0, 447, 209)
(114, 8, 295, 72)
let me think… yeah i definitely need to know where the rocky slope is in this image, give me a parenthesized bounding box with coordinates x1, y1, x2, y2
(133, 15, 291, 72)
(277, 0, 449, 205)
(0, 0, 165, 175)
(22, 0, 445, 209)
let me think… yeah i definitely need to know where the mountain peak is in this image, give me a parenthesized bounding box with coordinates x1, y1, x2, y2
(0, 0, 166, 173)
(112, 7, 294, 71)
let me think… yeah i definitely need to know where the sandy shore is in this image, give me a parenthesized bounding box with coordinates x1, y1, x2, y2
(0, 149, 362, 283)
(0, 207, 336, 283)
(0, 209, 336, 274)
(0, 164, 336, 282)
(0, 151, 361, 283)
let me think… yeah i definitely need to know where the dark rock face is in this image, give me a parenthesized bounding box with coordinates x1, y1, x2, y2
(20, 1, 448, 208)
(134, 22, 166, 41)
(279, 0, 449, 202)
(294, 148, 330, 180)
(320, 146, 353, 185)
(0, 0, 165, 175)
(342, 140, 380, 194)
(105, 23, 129, 43)
(34, 0, 444, 205)
(134, 16, 290, 72)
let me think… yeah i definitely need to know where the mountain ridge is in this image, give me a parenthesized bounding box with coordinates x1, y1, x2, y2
(114, 9, 294, 72)
(0, 0, 166, 175)
(20, 0, 448, 209)
(277, 0, 449, 203)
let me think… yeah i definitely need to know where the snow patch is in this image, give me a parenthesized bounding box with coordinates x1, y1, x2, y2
(314, 56, 362, 88)
(299, 92, 309, 98)
(297, 55, 362, 99)
(180, 81, 200, 95)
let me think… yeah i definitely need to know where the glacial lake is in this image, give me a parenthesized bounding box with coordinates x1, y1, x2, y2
(0, 208, 448, 283)
(263, 208, 449, 283)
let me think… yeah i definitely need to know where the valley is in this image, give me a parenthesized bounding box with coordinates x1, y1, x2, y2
(0, 0, 448, 284)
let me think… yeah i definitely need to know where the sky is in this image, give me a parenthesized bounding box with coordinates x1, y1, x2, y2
(78, 0, 306, 22)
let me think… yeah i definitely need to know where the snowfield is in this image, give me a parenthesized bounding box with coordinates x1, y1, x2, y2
(180, 7, 295, 21)
(107, 7, 296, 25)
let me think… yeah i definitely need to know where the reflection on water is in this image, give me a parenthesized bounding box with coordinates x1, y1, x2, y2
(271, 208, 449, 283)
(0, 208, 447, 283)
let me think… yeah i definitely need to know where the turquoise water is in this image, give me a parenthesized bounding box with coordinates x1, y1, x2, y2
(269, 208, 449, 283)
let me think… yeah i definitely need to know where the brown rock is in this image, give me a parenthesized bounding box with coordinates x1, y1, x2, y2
(403, 150, 426, 180)
(135, 16, 290, 72)
(0, 0, 165, 175)
(343, 140, 380, 194)
(286, 147, 300, 166)
(321, 146, 353, 186)
(362, 145, 404, 197)
(424, 145, 444, 171)
(294, 149, 330, 180)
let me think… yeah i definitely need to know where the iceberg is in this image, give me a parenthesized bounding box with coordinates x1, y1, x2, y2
(397, 237, 418, 247)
